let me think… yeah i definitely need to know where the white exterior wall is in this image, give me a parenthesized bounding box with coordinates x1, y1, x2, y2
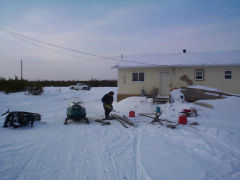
(118, 66, 240, 95)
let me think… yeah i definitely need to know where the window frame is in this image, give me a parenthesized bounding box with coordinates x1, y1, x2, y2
(224, 70, 232, 80)
(132, 72, 145, 82)
(194, 69, 204, 81)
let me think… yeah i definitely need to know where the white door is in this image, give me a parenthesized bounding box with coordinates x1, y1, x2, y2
(159, 72, 170, 96)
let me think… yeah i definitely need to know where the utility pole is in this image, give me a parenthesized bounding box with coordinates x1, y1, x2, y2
(21, 60, 22, 80)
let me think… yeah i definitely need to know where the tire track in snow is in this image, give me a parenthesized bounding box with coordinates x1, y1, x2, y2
(10, 122, 133, 179)
(0, 119, 87, 179)
(157, 124, 240, 180)
(132, 131, 139, 180)
(132, 130, 150, 180)
(90, 124, 132, 180)
(99, 139, 119, 180)
(187, 127, 240, 179)
(16, 143, 45, 179)
(8, 126, 84, 179)
(110, 154, 117, 180)
(0, 135, 48, 179)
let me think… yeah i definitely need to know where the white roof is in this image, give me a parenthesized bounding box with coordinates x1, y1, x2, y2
(113, 50, 240, 69)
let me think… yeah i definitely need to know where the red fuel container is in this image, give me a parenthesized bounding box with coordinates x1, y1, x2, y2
(178, 115, 187, 124)
(183, 109, 191, 113)
(129, 111, 135, 117)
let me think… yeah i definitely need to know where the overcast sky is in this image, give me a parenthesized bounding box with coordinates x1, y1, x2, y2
(0, 0, 240, 81)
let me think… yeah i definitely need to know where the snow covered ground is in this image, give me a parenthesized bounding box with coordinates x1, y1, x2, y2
(0, 87, 240, 180)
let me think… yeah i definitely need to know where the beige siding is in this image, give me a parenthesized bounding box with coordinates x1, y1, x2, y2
(118, 68, 173, 95)
(118, 66, 240, 96)
(172, 66, 240, 94)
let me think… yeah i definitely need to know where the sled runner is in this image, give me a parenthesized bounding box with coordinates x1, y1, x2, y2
(64, 97, 89, 125)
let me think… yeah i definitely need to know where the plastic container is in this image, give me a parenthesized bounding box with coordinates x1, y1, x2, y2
(156, 107, 161, 113)
(178, 115, 187, 124)
(129, 111, 135, 117)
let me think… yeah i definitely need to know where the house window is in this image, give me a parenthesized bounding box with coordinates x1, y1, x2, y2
(195, 69, 204, 80)
(225, 70, 232, 79)
(132, 72, 144, 82)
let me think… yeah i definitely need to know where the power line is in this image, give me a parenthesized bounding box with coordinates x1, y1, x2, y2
(24, 60, 101, 63)
(0, 29, 120, 60)
(0, 28, 122, 61)
(5, 31, 90, 58)
(0, 28, 159, 66)
(0, 61, 20, 67)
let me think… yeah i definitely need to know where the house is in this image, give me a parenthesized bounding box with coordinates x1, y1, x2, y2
(112, 50, 240, 102)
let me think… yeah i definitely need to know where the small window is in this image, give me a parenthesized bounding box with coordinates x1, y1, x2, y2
(225, 70, 232, 79)
(132, 72, 144, 82)
(132, 73, 138, 81)
(139, 72, 144, 81)
(195, 69, 204, 80)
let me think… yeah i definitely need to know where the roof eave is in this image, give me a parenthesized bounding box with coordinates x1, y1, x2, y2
(112, 63, 240, 69)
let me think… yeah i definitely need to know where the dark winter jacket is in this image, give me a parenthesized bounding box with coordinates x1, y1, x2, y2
(101, 94, 113, 105)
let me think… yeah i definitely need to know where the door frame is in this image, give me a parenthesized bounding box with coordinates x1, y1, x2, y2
(159, 71, 170, 96)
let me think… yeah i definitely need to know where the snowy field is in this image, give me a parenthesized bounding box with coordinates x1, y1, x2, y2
(0, 87, 240, 180)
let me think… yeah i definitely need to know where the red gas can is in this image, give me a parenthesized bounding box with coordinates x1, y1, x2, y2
(129, 111, 135, 117)
(183, 109, 191, 113)
(178, 115, 187, 124)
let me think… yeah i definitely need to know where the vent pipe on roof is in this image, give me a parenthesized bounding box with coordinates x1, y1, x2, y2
(183, 49, 186, 53)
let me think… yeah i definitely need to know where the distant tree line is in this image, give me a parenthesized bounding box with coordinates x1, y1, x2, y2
(0, 76, 117, 94)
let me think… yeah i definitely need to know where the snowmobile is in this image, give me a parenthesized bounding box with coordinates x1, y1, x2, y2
(64, 97, 89, 125)
(2, 110, 41, 128)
